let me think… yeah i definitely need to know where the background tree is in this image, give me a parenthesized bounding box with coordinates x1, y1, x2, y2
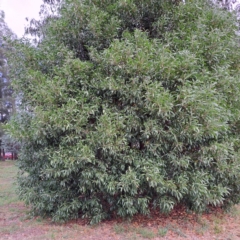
(6, 0, 240, 223)
(0, 10, 15, 159)
(213, 0, 240, 13)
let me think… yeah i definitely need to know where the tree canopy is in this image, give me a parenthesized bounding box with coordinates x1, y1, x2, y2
(0, 11, 14, 123)
(0, 10, 16, 157)
(6, 0, 240, 223)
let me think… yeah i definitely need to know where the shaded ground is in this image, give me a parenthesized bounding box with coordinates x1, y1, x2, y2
(0, 160, 240, 240)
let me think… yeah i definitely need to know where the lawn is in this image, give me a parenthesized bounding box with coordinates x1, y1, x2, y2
(0, 160, 240, 240)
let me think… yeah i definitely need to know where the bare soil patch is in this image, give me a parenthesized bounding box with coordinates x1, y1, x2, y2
(0, 161, 239, 240)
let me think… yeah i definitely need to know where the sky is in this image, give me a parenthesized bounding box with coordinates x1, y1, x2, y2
(0, 0, 43, 37)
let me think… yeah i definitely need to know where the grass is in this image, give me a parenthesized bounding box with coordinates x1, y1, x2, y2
(0, 161, 23, 236)
(229, 205, 240, 218)
(113, 224, 157, 239)
(136, 227, 156, 239)
(0, 161, 19, 206)
(0, 225, 20, 234)
(113, 223, 126, 234)
(195, 215, 209, 235)
(113, 224, 184, 239)
(213, 224, 223, 234)
(166, 224, 187, 238)
(158, 227, 168, 237)
(195, 225, 208, 236)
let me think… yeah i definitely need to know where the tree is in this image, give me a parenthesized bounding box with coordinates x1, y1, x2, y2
(6, 0, 240, 223)
(0, 11, 15, 158)
(24, 0, 61, 43)
(213, 0, 240, 13)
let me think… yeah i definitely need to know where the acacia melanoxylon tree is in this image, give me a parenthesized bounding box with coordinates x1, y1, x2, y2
(6, 0, 240, 223)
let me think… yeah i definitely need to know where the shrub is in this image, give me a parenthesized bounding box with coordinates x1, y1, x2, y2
(6, 0, 240, 224)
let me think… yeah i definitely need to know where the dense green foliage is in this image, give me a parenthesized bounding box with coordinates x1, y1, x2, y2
(0, 11, 15, 157)
(0, 11, 14, 122)
(6, 0, 240, 223)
